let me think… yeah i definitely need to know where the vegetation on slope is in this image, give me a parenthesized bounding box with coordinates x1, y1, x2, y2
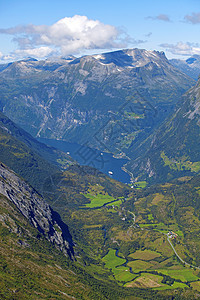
(40, 162, 200, 298)
(0, 111, 75, 192)
(127, 77, 200, 184)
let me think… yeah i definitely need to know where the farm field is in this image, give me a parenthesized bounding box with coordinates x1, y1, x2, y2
(128, 249, 161, 261)
(125, 273, 189, 290)
(83, 193, 116, 208)
(191, 281, 200, 292)
(127, 260, 154, 272)
(102, 249, 136, 282)
(158, 268, 199, 282)
(102, 249, 126, 269)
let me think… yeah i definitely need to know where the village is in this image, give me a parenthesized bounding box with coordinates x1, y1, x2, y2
(167, 231, 178, 239)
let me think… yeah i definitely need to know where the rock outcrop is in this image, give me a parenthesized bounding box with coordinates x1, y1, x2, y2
(0, 162, 74, 258)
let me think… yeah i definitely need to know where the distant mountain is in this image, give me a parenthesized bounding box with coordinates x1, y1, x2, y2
(0, 48, 195, 159)
(127, 76, 200, 183)
(170, 55, 200, 80)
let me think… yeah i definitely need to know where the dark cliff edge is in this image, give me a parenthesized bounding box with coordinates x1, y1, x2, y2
(0, 162, 74, 259)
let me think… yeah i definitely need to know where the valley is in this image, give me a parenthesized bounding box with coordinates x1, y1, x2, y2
(41, 166, 200, 296)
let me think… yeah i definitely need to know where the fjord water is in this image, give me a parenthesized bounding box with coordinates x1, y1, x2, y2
(38, 138, 131, 184)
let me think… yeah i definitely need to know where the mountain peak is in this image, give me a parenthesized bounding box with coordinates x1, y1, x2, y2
(92, 48, 168, 68)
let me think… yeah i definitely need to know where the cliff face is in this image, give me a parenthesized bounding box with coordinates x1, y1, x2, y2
(0, 162, 74, 258)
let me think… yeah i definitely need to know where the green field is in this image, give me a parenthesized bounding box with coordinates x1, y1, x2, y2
(133, 181, 147, 189)
(115, 270, 137, 282)
(83, 193, 116, 208)
(102, 249, 137, 282)
(127, 260, 154, 272)
(128, 249, 161, 261)
(154, 281, 188, 290)
(148, 214, 154, 220)
(112, 266, 137, 282)
(108, 198, 123, 207)
(102, 249, 126, 269)
(158, 268, 199, 282)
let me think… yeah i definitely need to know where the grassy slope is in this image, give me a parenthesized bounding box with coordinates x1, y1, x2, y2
(0, 194, 95, 299)
(0, 111, 74, 169)
(0, 111, 76, 192)
(2, 192, 177, 300)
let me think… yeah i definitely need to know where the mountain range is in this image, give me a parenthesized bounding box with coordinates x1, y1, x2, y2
(0, 49, 195, 160)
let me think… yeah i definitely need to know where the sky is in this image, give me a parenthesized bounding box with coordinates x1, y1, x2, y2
(0, 0, 200, 62)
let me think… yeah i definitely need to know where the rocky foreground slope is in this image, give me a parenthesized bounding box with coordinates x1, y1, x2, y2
(0, 162, 74, 257)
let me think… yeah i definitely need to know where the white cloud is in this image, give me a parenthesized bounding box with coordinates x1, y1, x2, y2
(0, 15, 141, 60)
(184, 12, 200, 24)
(160, 42, 200, 56)
(15, 46, 55, 58)
(0, 51, 3, 59)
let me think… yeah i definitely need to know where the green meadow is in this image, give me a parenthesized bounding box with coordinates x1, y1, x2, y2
(83, 193, 116, 208)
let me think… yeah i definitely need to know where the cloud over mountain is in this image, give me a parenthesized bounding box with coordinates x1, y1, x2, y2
(160, 41, 200, 56)
(0, 15, 141, 60)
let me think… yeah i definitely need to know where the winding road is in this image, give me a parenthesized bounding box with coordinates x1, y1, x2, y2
(123, 204, 200, 271)
(166, 235, 200, 270)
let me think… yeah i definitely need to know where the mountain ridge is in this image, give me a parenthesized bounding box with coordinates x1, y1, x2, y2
(170, 54, 200, 80)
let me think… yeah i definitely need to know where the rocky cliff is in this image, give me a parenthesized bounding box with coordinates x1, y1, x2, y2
(0, 162, 74, 258)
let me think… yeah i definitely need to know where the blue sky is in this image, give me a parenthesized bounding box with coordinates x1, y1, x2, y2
(0, 0, 200, 62)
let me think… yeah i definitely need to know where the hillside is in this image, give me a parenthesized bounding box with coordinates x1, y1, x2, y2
(0, 162, 74, 257)
(40, 162, 200, 298)
(0, 165, 136, 300)
(127, 75, 200, 184)
(0, 49, 195, 160)
(0, 111, 74, 192)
